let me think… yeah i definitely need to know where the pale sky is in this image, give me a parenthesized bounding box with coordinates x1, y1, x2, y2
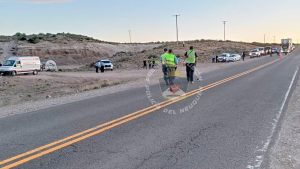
(0, 0, 299, 43)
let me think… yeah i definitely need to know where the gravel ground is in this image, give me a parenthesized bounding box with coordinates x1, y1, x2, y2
(269, 75, 300, 169)
(0, 56, 267, 118)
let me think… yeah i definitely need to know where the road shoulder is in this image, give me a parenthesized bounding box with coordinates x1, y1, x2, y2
(270, 75, 300, 169)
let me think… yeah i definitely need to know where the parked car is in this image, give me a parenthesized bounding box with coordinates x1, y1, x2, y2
(0, 56, 41, 76)
(257, 47, 265, 55)
(272, 47, 278, 53)
(218, 53, 230, 62)
(101, 60, 114, 71)
(249, 49, 261, 58)
(264, 46, 271, 54)
(227, 54, 241, 62)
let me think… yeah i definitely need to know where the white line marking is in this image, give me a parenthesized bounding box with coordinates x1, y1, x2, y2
(247, 64, 299, 169)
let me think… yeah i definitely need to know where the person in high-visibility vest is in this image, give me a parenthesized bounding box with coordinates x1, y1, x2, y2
(184, 46, 198, 84)
(148, 60, 152, 69)
(164, 49, 178, 86)
(285, 48, 288, 55)
(160, 48, 169, 84)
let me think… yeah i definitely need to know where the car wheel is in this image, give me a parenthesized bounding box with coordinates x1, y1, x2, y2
(11, 71, 16, 76)
(111, 69, 113, 71)
(24, 73, 28, 75)
(33, 70, 38, 75)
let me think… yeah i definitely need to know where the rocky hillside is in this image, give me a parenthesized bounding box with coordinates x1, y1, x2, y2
(0, 33, 279, 68)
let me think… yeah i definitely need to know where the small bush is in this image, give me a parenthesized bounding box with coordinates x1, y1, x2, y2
(94, 86, 99, 90)
(148, 54, 157, 59)
(28, 35, 40, 44)
(101, 83, 110, 88)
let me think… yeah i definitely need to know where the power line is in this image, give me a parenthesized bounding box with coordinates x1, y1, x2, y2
(173, 14, 180, 46)
(222, 21, 227, 41)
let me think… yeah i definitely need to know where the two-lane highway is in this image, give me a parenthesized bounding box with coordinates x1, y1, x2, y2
(1, 50, 300, 169)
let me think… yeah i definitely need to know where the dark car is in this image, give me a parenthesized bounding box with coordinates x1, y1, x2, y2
(264, 46, 271, 54)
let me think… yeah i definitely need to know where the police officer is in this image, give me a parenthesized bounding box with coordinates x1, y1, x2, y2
(164, 49, 178, 86)
(184, 46, 198, 84)
(160, 48, 168, 84)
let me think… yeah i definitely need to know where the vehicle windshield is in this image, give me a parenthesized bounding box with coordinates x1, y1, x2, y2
(265, 47, 270, 49)
(258, 48, 263, 51)
(251, 50, 257, 52)
(102, 61, 111, 63)
(221, 55, 227, 57)
(3, 60, 15, 66)
(230, 55, 236, 57)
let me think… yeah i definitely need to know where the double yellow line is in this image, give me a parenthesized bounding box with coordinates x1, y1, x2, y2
(0, 58, 280, 169)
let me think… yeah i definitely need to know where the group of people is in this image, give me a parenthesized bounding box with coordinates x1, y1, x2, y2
(143, 60, 159, 69)
(160, 46, 198, 86)
(95, 60, 105, 73)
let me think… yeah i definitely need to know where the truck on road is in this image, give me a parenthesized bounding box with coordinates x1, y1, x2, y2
(281, 39, 293, 53)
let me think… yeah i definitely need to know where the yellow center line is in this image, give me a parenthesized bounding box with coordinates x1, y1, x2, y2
(0, 58, 280, 169)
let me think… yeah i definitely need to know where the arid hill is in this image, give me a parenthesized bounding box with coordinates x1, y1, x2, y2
(0, 33, 279, 68)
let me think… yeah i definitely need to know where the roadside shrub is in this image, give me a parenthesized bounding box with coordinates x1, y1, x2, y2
(148, 54, 157, 59)
(28, 35, 40, 44)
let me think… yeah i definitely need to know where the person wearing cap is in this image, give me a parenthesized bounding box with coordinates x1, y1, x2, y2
(184, 46, 198, 84)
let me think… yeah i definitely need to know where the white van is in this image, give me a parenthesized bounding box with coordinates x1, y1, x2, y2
(0, 56, 41, 76)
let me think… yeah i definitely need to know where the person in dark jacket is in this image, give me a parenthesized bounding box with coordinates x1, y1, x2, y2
(143, 60, 147, 69)
(242, 52, 245, 61)
(216, 55, 219, 63)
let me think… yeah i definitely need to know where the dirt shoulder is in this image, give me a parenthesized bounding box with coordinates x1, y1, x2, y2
(0, 56, 266, 118)
(269, 75, 300, 169)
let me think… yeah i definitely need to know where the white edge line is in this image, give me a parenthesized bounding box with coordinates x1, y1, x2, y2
(247, 64, 299, 169)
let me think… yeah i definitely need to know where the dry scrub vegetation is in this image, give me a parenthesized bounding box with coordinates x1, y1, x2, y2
(0, 75, 123, 107)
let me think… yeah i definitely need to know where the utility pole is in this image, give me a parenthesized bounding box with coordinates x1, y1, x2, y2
(222, 21, 227, 41)
(173, 14, 180, 46)
(264, 34, 265, 43)
(273, 36, 275, 43)
(128, 30, 131, 43)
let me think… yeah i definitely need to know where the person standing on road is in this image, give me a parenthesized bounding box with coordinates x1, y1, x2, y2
(212, 54, 215, 63)
(242, 52, 245, 61)
(216, 55, 219, 63)
(148, 60, 152, 69)
(184, 46, 198, 84)
(143, 60, 147, 69)
(164, 49, 178, 86)
(100, 60, 105, 73)
(95, 60, 100, 73)
(152, 60, 155, 68)
(160, 48, 169, 84)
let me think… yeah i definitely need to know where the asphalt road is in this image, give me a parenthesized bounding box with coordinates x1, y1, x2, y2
(0, 50, 300, 169)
